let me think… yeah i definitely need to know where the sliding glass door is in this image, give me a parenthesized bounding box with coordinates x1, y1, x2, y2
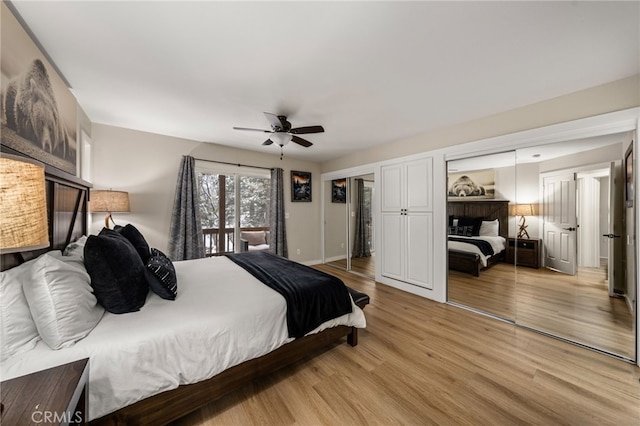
(197, 165, 270, 256)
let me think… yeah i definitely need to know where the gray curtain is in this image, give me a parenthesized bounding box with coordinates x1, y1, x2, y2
(269, 168, 288, 257)
(168, 155, 205, 260)
(352, 178, 371, 258)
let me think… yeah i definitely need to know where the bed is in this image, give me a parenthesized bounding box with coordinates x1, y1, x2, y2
(0, 151, 369, 425)
(447, 199, 510, 277)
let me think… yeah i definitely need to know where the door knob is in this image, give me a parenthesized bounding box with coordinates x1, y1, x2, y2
(602, 233, 621, 238)
(562, 227, 576, 231)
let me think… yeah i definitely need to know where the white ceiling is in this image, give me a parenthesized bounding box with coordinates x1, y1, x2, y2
(447, 132, 628, 172)
(8, 1, 640, 163)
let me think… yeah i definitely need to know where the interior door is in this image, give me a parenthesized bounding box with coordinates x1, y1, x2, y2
(543, 173, 577, 275)
(607, 160, 624, 296)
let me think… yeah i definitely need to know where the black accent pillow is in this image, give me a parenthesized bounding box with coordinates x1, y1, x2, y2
(457, 217, 483, 236)
(113, 224, 151, 263)
(448, 225, 474, 237)
(448, 215, 454, 226)
(84, 229, 149, 314)
(145, 248, 177, 300)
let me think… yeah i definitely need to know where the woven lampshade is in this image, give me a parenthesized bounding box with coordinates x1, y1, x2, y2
(0, 155, 49, 253)
(90, 190, 130, 228)
(510, 203, 535, 216)
(90, 190, 130, 213)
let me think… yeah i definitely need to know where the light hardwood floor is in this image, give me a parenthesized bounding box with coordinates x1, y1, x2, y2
(449, 262, 635, 359)
(325, 255, 375, 277)
(174, 267, 640, 426)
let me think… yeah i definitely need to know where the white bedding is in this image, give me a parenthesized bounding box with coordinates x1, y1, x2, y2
(448, 235, 506, 267)
(0, 256, 366, 420)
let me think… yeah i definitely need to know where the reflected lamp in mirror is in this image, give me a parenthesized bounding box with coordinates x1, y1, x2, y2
(90, 190, 130, 229)
(510, 203, 536, 239)
(0, 155, 50, 253)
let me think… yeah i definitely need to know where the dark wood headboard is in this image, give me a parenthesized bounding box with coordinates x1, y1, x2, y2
(447, 199, 510, 240)
(1, 147, 92, 271)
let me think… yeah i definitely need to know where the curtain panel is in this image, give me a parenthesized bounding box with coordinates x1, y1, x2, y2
(352, 178, 371, 258)
(168, 155, 205, 260)
(269, 168, 288, 257)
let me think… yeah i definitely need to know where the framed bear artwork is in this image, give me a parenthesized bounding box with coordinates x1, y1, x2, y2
(1, 3, 78, 176)
(447, 169, 495, 199)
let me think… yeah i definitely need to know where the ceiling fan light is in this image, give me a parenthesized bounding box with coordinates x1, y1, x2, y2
(271, 132, 292, 147)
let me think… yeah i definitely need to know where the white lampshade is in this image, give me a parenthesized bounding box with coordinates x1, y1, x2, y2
(0, 155, 50, 253)
(271, 132, 292, 147)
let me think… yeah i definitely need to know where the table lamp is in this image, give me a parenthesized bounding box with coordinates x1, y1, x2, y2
(90, 189, 130, 228)
(0, 155, 49, 253)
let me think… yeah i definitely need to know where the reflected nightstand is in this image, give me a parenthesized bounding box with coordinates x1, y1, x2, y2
(505, 237, 540, 269)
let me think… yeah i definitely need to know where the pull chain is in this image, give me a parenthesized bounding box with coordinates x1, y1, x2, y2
(280, 146, 284, 160)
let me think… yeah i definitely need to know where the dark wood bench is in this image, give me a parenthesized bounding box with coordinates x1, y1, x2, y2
(346, 286, 370, 346)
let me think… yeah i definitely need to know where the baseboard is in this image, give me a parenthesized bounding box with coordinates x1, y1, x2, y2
(625, 294, 633, 313)
(324, 255, 347, 263)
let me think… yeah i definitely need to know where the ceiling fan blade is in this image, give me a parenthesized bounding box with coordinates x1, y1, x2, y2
(291, 135, 313, 147)
(263, 112, 288, 131)
(262, 139, 274, 146)
(233, 126, 271, 133)
(290, 125, 325, 135)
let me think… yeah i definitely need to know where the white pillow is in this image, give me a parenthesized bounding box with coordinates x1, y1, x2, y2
(479, 219, 500, 237)
(0, 258, 41, 362)
(63, 235, 88, 259)
(24, 251, 104, 350)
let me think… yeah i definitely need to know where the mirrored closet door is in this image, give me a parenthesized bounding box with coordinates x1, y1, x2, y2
(323, 174, 376, 278)
(446, 134, 637, 361)
(514, 135, 636, 360)
(324, 179, 349, 271)
(446, 151, 517, 321)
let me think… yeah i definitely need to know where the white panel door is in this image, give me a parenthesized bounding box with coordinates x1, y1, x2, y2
(381, 212, 404, 280)
(406, 158, 432, 212)
(381, 164, 403, 212)
(543, 173, 577, 275)
(406, 212, 433, 289)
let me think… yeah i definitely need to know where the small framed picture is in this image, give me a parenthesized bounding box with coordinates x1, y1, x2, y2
(625, 143, 634, 207)
(332, 178, 346, 203)
(291, 170, 312, 202)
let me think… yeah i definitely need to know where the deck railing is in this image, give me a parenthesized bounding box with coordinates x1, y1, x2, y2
(203, 226, 269, 256)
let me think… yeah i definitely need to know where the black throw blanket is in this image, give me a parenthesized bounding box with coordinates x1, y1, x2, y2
(227, 251, 353, 338)
(448, 237, 495, 256)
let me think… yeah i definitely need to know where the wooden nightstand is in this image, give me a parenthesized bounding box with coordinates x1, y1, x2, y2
(1, 358, 89, 425)
(505, 238, 540, 269)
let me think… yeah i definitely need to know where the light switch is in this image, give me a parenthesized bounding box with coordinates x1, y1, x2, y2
(285, 212, 290, 219)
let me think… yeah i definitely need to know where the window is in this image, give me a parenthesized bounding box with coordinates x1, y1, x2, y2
(196, 162, 270, 256)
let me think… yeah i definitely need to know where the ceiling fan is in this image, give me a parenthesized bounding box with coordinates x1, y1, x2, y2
(233, 112, 324, 159)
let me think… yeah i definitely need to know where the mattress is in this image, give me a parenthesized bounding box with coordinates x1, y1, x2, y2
(448, 235, 506, 267)
(0, 256, 366, 420)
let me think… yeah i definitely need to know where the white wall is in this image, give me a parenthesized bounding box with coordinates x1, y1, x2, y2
(91, 124, 323, 264)
(322, 75, 640, 173)
(514, 162, 541, 238)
